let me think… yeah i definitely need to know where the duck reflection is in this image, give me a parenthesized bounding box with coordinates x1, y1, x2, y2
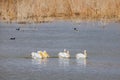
(76, 58, 87, 67)
(59, 58, 70, 67)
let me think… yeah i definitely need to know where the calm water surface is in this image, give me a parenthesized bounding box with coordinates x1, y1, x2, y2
(0, 21, 120, 80)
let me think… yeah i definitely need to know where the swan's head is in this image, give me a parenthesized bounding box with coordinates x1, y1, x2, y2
(64, 49, 67, 52)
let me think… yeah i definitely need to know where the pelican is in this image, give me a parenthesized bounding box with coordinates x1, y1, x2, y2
(76, 50, 87, 59)
(58, 49, 70, 58)
(37, 51, 44, 58)
(42, 50, 50, 58)
(31, 51, 43, 59)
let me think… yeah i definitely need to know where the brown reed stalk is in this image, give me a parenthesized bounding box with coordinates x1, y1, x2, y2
(0, 0, 120, 22)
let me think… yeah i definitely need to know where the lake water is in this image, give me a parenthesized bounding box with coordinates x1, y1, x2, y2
(0, 21, 120, 80)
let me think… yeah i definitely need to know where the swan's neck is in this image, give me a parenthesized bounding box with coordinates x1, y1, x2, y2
(84, 50, 87, 57)
(66, 51, 69, 55)
(66, 51, 70, 57)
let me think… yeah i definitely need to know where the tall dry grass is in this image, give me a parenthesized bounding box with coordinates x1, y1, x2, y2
(0, 0, 120, 22)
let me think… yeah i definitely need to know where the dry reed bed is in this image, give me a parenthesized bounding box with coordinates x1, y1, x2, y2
(0, 0, 120, 22)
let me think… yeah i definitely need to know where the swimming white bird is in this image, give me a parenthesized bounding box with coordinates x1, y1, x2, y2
(42, 50, 50, 58)
(31, 52, 36, 59)
(31, 51, 43, 59)
(76, 50, 87, 59)
(58, 49, 70, 58)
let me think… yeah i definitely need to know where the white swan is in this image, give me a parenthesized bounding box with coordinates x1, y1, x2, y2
(58, 49, 70, 58)
(31, 51, 43, 59)
(76, 50, 87, 59)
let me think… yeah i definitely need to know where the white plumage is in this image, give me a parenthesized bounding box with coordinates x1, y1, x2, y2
(58, 49, 70, 58)
(31, 50, 50, 59)
(31, 51, 42, 59)
(76, 50, 87, 59)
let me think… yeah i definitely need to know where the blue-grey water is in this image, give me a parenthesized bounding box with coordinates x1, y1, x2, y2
(0, 21, 120, 80)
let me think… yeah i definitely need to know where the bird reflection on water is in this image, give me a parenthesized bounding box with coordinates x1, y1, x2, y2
(32, 58, 48, 66)
(76, 58, 87, 67)
(59, 58, 70, 67)
(31, 58, 87, 69)
(58, 58, 87, 68)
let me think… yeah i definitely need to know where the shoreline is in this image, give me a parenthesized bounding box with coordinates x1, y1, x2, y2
(0, 17, 120, 24)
